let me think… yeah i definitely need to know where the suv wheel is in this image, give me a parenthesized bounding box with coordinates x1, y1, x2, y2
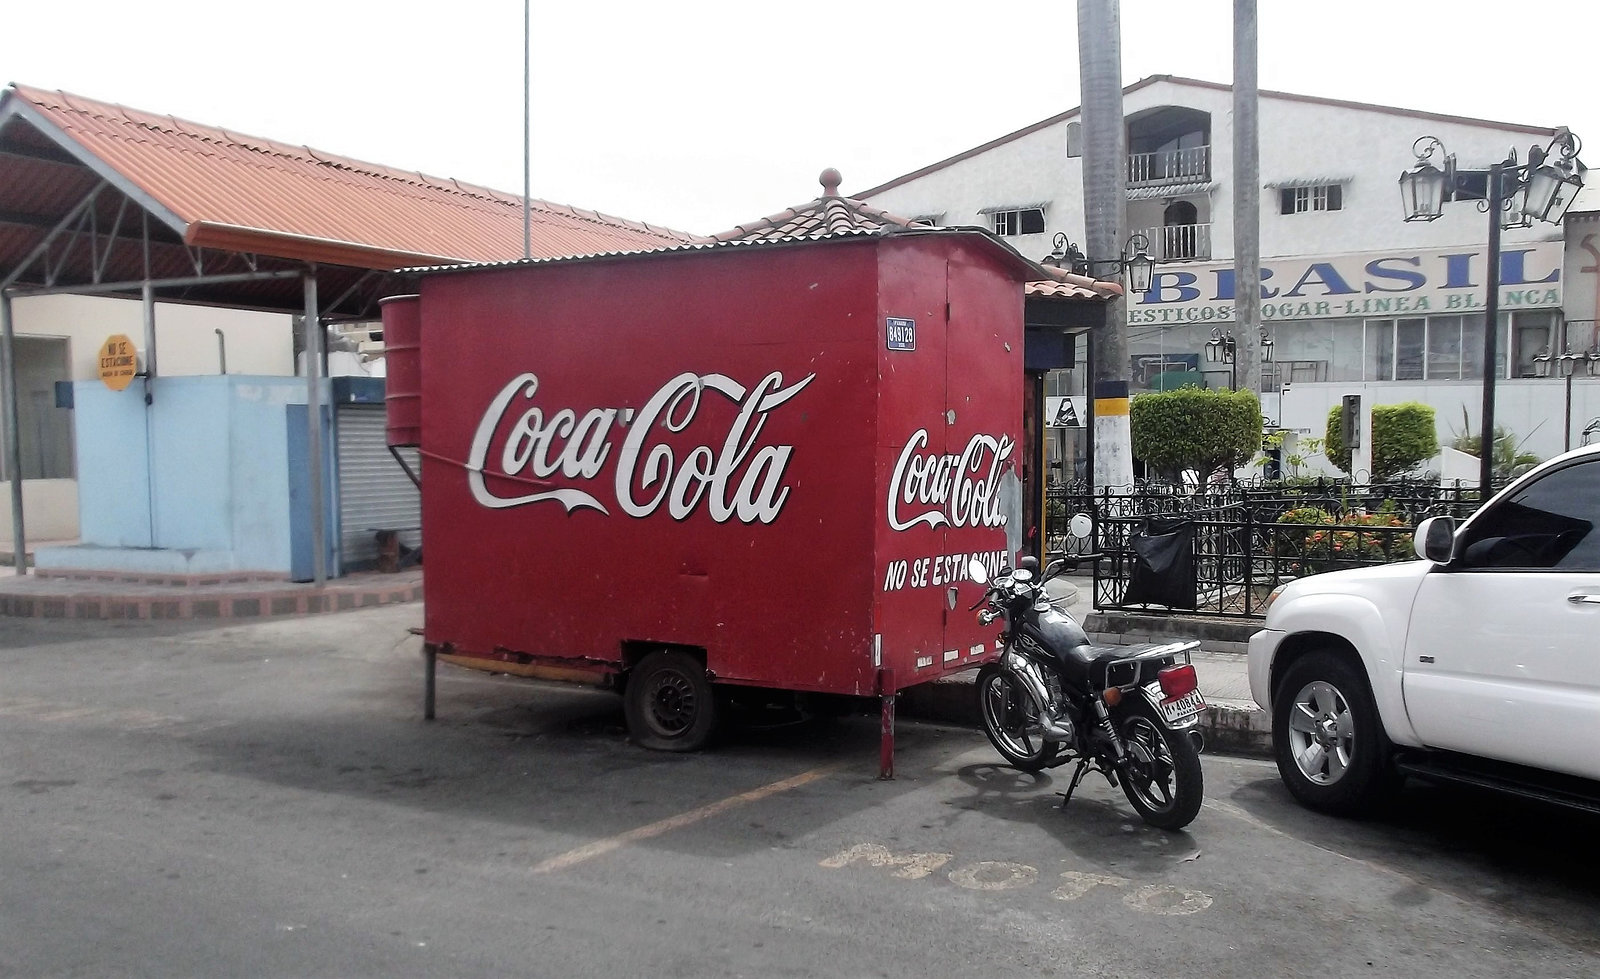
(1273, 650, 1394, 816)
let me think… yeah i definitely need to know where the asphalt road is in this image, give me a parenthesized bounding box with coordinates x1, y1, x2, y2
(2, 607, 1597, 979)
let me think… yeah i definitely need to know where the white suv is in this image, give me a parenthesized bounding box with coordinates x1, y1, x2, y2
(1248, 444, 1600, 815)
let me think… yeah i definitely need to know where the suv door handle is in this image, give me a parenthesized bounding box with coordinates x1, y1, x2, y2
(1567, 592, 1600, 605)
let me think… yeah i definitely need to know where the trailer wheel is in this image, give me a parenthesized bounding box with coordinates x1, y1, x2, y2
(624, 650, 716, 752)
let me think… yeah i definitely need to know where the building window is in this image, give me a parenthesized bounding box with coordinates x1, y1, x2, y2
(1260, 317, 1363, 385)
(1395, 318, 1425, 380)
(1366, 319, 1395, 380)
(1426, 315, 1468, 380)
(1512, 311, 1556, 377)
(1279, 184, 1343, 214)
(991, 208, 1046, 236)
(1362, 312, 1556, 380)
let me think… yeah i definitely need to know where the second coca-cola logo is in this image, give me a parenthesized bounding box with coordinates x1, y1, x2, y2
(888, 429, 1015, 532)
(467, 370, 814, 524)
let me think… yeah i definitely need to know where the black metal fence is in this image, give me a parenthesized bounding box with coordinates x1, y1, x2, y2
(1045, 478, 1484, 618)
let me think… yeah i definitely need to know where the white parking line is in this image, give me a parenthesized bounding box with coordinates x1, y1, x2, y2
(533, 762, 845, 874)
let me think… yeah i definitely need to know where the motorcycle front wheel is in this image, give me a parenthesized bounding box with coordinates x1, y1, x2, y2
(1116, 699, 1204, 830)
(976, 664, 1061, 773)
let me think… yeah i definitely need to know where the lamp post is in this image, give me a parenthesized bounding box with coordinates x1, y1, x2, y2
(1042, 233, 1156, 495)
(1207, 330, 1237, 390)
(1398, 129, 1585, 494)
(1560, 348, 1584, 452)
(1205, 327, 1272, 391)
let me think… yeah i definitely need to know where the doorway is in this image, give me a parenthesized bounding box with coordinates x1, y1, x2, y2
(1, 336, 74, 481)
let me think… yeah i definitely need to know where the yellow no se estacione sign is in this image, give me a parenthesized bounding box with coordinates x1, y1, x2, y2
(97, 334, 139, 391)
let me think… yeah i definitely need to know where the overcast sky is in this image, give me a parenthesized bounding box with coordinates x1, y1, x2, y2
(4, 1, 1597, 236)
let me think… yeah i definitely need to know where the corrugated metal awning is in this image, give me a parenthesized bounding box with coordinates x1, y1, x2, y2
(977, 201, 1050, 214)
(1, 83, 701, 272)
(1125, 182, 1215, 201)
(1263, 176, 1355, 189)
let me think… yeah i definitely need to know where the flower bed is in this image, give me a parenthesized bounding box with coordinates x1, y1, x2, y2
(1274, 505, 1414, 577)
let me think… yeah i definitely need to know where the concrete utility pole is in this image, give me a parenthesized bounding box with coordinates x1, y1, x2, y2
(1233, 0, 1262, 398)
(1077, 0, 1134, 491)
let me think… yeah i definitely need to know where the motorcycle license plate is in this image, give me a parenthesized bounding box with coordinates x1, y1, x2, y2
(1155, 688, 1206, 723)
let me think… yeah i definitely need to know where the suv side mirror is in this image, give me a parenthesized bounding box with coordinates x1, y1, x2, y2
(1414, 516, 1456, 564)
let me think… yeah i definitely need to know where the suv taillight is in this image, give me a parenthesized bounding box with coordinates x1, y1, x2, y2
(1157, 664, 1198, 701)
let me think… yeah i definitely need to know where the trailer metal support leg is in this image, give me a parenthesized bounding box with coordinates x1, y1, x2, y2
(878, 668, 896, 780)
(424, 645, 437, 720)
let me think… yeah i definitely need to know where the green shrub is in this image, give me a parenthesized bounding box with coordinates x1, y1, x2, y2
(1324, 401, 1439, 480)
(1131, 387, 1263, 483)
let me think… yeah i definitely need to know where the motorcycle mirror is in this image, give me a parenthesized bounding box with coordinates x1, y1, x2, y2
(1068, 513, 1093, 539)
(967, 559, 990, 585)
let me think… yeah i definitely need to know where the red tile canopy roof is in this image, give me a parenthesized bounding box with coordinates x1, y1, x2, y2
(2, 83, 698, 271)
(713, 169, 1119, 301)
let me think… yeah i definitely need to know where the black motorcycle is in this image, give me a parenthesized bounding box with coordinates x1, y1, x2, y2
(967, 550, 1205, 830)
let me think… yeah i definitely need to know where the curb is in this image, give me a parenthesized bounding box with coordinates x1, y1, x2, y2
(0, 574, 423, 620)
(1082, 610, 1260, 653)
(898, 667, 1273, 759)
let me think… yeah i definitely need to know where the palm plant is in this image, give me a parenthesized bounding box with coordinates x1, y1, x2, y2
(1447, 407, 1540, 482)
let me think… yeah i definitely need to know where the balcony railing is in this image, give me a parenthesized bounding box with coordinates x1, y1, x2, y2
(1138, 223, 1213, 262)
(1127, 145, 1210, 187)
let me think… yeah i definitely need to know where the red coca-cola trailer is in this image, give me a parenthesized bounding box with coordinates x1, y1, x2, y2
(386, 228, 1042, 773)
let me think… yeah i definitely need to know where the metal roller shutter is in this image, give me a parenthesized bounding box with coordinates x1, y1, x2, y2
(335, 405, 420, 574)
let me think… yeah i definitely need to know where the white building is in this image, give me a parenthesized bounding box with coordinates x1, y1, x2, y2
(858, 75, 1597, 478)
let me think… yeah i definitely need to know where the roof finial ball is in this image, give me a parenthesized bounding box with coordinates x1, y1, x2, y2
(819, 168, 843, 198)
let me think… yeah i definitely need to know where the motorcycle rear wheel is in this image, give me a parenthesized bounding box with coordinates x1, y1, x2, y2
(1116, 699, 1204, 830)
(976, 664, 1061, 773)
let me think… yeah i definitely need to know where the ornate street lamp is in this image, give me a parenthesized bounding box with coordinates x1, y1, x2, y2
(1205, 328, 1234, 362)
(1525, 132, 1586, 224)
(1398, 128, 1586, 493)
(1043, 234, 1090, 275)
(1398, 137, 1450, 223)
(1123, 233, 1156, 294)
(1207, 328, 1237, 390)
(1044, 232, 1156, 293)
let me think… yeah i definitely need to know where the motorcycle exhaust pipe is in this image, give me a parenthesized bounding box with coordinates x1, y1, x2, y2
(1187, 729, 1205, 754)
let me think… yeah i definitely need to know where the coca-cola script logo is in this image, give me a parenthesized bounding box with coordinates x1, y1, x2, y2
(887, 428, 1015, 531)
(467, 370, 814, 523)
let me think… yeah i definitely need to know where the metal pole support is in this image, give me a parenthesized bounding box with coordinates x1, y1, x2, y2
(424, 644, 437, 721)
(1481, 164, 1505, 497)
(303, 274, 327, 587)
(878, 667, 896, 780)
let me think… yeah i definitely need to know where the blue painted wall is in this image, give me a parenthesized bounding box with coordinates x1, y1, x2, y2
(66, 375, 331, 574)
(150, 380, 232, 550)
(74, 383, 154, 548)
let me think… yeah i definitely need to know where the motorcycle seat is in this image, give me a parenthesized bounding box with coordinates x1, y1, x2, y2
(1059, 642, 1185, 690)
